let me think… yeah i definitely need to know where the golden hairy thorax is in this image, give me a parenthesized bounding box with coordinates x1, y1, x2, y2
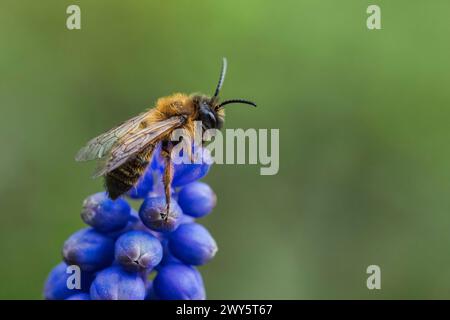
(142, 93, 199, 137)
(147, 93, 195, 120)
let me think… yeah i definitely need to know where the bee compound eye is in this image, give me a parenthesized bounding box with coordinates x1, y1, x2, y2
(205, 111, 217, 129)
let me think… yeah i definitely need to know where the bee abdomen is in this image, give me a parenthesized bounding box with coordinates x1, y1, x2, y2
(105, 147, 154, 199)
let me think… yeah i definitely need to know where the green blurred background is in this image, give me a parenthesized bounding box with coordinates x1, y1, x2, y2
(1, 0, 450, 299)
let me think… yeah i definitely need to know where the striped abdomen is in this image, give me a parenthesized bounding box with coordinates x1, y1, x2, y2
(105, 145, 155, 199)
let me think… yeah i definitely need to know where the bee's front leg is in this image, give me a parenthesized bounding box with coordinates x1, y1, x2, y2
(161, 141, 174, 221)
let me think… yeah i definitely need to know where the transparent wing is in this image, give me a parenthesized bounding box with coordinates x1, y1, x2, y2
(75, 112, 148, 162)
(92, 115, 185, 177)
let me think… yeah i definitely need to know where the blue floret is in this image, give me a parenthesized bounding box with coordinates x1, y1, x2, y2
(153, 263, 206, 300)
(90, 266, 146, 300)
(139, 196, 182, 233)
(115, 230, 163, 272)
(178, 182, 217, 218)
(169, 223, 218, 265)
(81, 192, 131, 232)
(62, 228, 115, 272)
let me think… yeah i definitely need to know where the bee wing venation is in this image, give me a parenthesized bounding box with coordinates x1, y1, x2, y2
(75, 112, 148, 161)
(92, 115, 184, 177)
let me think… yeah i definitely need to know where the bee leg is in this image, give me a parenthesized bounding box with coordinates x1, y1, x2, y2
(161, 141, 174, 221)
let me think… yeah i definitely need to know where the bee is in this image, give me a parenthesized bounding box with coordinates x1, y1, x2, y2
(75, 58, 256, 219)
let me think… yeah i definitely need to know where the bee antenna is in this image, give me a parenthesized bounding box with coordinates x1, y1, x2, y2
(212, 57, 227, 100)
(217, 99, 257, 109)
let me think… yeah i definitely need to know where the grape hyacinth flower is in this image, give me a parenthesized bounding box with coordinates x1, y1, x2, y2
(90, 266, 146, 300)
(114, 231, 163, 272)
(169, 223, 217, 265)
(44, 146, 218, 300)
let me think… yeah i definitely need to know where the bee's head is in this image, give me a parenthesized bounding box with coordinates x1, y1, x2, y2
(193, 57, 256, 130)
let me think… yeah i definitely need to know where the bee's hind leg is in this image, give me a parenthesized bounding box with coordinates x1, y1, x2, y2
(161, 141, 174, 221)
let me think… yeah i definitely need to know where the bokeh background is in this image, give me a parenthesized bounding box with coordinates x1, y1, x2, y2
(1, 0, 450, 299)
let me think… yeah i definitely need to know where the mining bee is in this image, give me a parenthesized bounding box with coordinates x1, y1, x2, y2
(76, 58, 256, 219)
